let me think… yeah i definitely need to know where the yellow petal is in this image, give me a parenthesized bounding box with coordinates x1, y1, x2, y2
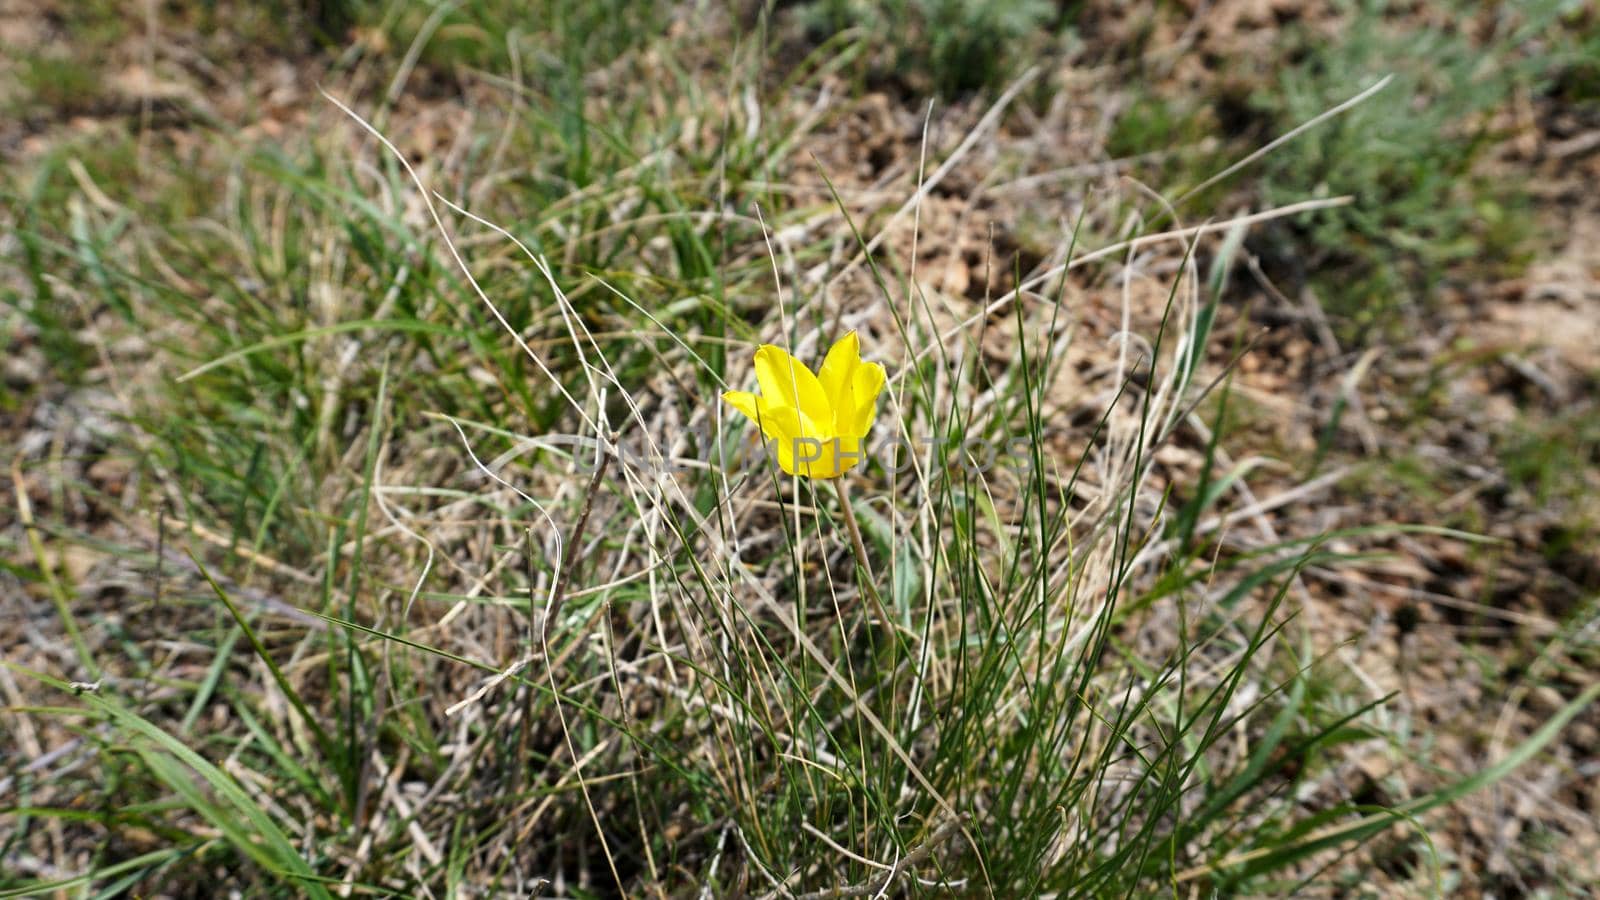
(843, 361, 886, 438)
(722, 390, 760, 423)
(772, 433, 865, 479)
(726, 392, 834, 477)
(723, 391, 799, 443)
(754, 345, 832, 426)
(817, 331, 861, 406)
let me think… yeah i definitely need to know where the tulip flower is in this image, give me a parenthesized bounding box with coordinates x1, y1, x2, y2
(723, 331, 886, 479)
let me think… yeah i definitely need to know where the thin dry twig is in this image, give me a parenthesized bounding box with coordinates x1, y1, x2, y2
(543, 444, 613, 651)
(778, 816, 967, 900)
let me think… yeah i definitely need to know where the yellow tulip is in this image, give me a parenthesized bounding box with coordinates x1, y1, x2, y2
(723, 331, 887, 479)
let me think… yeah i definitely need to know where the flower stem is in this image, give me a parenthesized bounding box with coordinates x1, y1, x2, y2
(833, 477, 893, 629)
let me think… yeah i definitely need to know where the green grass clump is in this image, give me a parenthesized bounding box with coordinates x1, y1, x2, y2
(1501, 406, 1600, 564)
(798, 0, 1060, 94)
(1245, 1, 1564, 337)
(4, 3, 1598, 896)
(369, 0, 668, 80)
(1103, 1, 1573, 340)
(4, 0, 123, 117)
(15, 54, 105, 117)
